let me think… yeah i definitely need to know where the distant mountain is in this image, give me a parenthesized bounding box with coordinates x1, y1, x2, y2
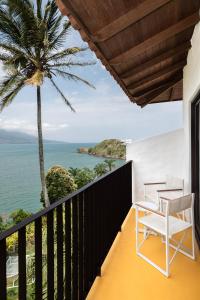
(0, 129, 65, 144)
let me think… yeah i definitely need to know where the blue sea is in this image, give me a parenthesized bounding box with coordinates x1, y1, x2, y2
(0, 143, 124, 214)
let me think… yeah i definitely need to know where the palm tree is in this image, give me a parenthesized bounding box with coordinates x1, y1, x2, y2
(94, 163, 107, 177)
(104, 159, 116, 171)
(0, 0, 95, 207)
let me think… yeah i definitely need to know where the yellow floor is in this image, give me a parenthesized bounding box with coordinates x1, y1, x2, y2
(87, 209, 200, 300)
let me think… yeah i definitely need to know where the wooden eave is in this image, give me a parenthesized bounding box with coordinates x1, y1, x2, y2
(57, 0, 200, 107)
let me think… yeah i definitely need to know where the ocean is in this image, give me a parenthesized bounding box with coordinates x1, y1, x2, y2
(0, 143, 124, 214)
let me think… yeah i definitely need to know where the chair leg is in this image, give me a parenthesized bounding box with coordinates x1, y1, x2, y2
(192, 224, 196, 260)
(165, 235, 170, 277)
(136, 208, 139, 254)
(144, 226, 147, 240)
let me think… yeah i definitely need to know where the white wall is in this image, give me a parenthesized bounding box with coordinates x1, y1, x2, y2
(183, 21, 200, 193)
(126, 129, 184, 203)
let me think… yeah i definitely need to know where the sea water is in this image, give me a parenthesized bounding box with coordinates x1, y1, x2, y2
(0, 143, 124, 214)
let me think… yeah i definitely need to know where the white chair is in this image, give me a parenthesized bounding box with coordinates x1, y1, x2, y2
(135, 194, 195, 277)
(141, 176, 184, 212)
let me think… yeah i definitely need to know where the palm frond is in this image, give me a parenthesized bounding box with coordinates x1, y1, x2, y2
(46, 16, 62, 44)
(0, 73, 22, 97)
(0, 7, 22, 47)
(49, 78, 75, 112)
(3, 0, 40, 51)
(47, 47, 88, 62)
(0, 53, 14, 62)
(0, 43, 25, 56)
(0, 79, 25, 111)
(48, 61, 96, 69)
(48, 21, 71, 50)
(51, 69, 95, 89)
(36, 0, 42, 20)
(46, 0, 59, 30)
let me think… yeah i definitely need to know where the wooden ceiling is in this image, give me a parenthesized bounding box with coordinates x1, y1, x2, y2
(57, 0, 200, 107)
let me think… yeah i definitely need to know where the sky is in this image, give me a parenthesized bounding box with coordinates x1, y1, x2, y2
(0, 28, 183, 143)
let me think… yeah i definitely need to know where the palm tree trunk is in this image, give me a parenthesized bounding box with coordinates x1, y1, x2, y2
(37, 86, 50, 207)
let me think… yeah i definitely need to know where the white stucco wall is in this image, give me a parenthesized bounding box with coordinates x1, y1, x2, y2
(126, 129, 184, 203)
(183, 21, 200, 193)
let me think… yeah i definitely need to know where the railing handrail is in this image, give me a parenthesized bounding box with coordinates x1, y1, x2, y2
(0, 160, 132, 241)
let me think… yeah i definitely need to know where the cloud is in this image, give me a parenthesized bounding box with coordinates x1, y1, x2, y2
(0, 33, 183, 143)
(43, 122, 69, 130)
(0, 119, 36, 133)
(0, 118, 69, 135)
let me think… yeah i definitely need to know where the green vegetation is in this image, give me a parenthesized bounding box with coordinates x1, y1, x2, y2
(41, 165, 77, 206)
(0, 209, 32, 234)
(78, 139, 126, 159)
(0, 0, 95, 207)
(10, 209, 31, 225)
(94, 162, 108, 177)
(0, 209, 33, 254)
(69, 167, 95, 189)
(104, 159, 116, 171)
(0, 216, 6, 232)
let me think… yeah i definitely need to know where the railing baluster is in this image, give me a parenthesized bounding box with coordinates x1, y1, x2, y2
(57, 205, 64, 299)
(18, 227, 27, 300)
(0, 239, 7, 300)
(91, 186, 96, 281)
(35, 217, 43, 300)
(72, 197, 79, 300)
(96, 182, 101, 276)
(78, 193, 84, 298)
(83, 190, 89, 296)
(47, 211, 54, 300)
(65, 200, 72, 300)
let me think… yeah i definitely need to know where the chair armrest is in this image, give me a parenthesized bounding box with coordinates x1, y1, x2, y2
(135, 202, 165, 216)
(144, 181, 166, 186)
(159, 196, 172, 201)
(157, 188, 183, 192)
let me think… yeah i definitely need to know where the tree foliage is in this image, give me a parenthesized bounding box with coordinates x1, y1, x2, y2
(41, 165, 77, 206)
(0, 216, 6, 233)
(94, 162, 108, 177)
(69, 167, 95, 189)
(10, 209, 31, 225)
(0, 0, 95, 111)
(104, 159, 116, 171)
(88, 139, 125, 159)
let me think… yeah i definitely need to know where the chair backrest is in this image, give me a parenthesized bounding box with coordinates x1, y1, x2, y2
(168, 194, 194, 215)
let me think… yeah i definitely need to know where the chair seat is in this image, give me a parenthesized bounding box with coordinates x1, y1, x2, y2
(139, 214, 191, 237)
(137, 201, 159, 212)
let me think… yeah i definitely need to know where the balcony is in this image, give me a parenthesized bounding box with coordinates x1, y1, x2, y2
(87, 208, 200, 300)
(0, 160, 200, 299)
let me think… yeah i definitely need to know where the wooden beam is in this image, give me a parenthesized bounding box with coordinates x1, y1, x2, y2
(110, 13, 199, 64)
(137, 76, 182, 107)
(128, 59, 185, 92)
(121, 41, 190, 79)
(133, 82, 169, 98)
(92, 0, 172, 42)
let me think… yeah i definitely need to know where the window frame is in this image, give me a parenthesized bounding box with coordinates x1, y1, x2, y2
(191, 90, 200, 247)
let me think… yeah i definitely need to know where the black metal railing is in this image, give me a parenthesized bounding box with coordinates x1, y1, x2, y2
(0, 161, 132, 300)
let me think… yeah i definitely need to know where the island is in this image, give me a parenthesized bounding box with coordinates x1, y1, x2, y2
(77, 139, 126, 160)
